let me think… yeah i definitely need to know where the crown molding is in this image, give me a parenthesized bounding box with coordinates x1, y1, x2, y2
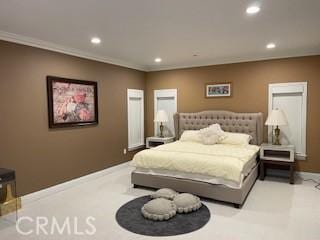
(146, 52, 320, 72)
(1, 30, 319, 73)
(0, 30, 147, 71)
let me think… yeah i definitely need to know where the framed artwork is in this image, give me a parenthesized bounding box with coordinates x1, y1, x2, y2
(205, 82, 232, 98)
(47, 76, 98, 128)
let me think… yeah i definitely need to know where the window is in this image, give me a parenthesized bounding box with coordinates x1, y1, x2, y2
(127, 89, 144, 151)
(268, 82, 307, 160)
(154, 89, 177, 137)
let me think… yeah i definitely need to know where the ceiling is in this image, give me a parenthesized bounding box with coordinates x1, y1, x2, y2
(0, 0, 320, 71)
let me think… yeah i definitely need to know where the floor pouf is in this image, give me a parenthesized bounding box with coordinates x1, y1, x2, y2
(173, 193, 202, 213)
(141, 198, 177, 221)
(150, 188, 178, 200)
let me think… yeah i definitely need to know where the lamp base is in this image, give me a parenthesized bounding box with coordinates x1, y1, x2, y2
(273, 126, 281, 145)
(159, 122, 164, 138)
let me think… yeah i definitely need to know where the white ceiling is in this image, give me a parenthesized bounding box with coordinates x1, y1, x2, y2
(0, 0, 320, 71)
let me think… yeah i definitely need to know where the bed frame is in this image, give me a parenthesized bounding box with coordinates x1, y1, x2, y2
(132, 111, 263, 208)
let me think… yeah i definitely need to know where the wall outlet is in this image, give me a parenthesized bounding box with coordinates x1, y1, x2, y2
(123, 148, 127, 155)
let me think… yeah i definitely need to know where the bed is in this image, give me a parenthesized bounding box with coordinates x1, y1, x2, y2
(131, 111, 263, 208)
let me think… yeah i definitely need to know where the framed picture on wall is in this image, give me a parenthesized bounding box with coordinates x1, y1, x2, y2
(47, 76, 98, 128)
(205, 82, 232, 98)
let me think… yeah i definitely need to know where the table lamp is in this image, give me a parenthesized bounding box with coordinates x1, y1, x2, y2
(154, 110, 168, 137)
(265, 109, 288, 145)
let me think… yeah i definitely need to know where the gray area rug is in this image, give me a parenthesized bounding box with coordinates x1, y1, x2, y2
(116, 196, 211, 236)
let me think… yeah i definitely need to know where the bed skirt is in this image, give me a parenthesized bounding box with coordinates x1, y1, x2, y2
(131, 163, 259, 208)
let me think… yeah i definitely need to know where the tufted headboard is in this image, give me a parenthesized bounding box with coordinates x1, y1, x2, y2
(174, 111, 263, 145)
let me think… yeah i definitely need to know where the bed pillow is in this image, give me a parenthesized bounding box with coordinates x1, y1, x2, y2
(200, 134, 220, 145)
(219, 132, 252, 146)
(180, 130, 202, 143)
(199, 124, 226, 145)
(208, 124, 225, 136)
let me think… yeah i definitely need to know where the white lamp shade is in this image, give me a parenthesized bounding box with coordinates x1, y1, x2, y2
(154, 110, 169, 122)
(265, 109, 288, 126)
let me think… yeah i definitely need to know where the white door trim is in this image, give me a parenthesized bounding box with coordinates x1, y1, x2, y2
(268, 82, 307, 159)
(154, 89, 178, 136)
(127, 89, 144, 151)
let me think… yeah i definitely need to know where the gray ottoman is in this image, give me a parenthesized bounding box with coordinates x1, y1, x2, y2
(173, 193, 202, 213)
(141, 198, 177, 221)
(150, 188, 178, 200)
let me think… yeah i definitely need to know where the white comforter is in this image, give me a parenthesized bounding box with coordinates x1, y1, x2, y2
(131, 141, 260, 184)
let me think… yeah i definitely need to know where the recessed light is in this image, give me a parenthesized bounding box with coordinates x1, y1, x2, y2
(91, 37, 101, 44)
(154, 58, 162, 63)
(266, 43, 276, 49)
(246, 5, 260, 15)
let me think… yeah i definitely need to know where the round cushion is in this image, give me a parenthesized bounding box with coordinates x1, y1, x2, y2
(150, 188, 178, 200)
(141, 198, 177, 221)
(173, 193, 202, 213)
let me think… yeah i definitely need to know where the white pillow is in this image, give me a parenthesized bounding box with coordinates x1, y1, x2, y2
(199, 124, 226, 145)
(219, 132, 252, 146)
(201, 134, 220, 145)
(208, 124, 225, 136)
(180, 130, 202, 143)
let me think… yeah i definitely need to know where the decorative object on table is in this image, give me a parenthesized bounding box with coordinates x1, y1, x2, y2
(154, 110, 169, 137)
(141, 198, 177, 221)
(173, 193, 202, 213)
(116, 196, 210, 236)
(260, 143, 295, 184)
(205, 82, 232, 98)
(0, 185, 21, 216)
(47, 76, 98, 128)
(146, 136, 175, 148)
(151, 188, 178, 200)
(265, 109, 288, 145)
(0, 168, 21, 218)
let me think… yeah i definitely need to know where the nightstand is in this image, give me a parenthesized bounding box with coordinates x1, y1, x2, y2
(146, 136, 175, 149)
(259, 143, 295, 184)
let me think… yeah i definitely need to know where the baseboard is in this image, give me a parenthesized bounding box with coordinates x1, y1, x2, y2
(21, 163, 320, 206)
(296, 171, 320, 181)
(22, 162, 131, 206)
(267, 169, 320, 181)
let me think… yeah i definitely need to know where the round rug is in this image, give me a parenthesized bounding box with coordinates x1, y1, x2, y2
(116, 196, 210, 236)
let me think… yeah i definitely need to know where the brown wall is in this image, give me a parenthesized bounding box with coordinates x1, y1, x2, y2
(146, 56, 320, 173)
(1, 40, 319, 197)
(0, 40, 146, 196)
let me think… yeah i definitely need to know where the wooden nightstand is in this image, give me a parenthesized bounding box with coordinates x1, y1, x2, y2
(259, 143, 295, 184)
(146, 136, 175, 149)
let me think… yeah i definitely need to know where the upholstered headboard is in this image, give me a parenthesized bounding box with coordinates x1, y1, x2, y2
(174, 111, 263, 145)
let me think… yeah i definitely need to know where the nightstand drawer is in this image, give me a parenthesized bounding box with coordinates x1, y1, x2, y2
(260, 144, 295, 162)
(262, 150, 293, 162)
(146, 136, 175, 149)
(147, 141, 165, 148)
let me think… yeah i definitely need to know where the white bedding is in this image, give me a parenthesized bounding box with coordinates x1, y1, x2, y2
(131, 141, 260, 185)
